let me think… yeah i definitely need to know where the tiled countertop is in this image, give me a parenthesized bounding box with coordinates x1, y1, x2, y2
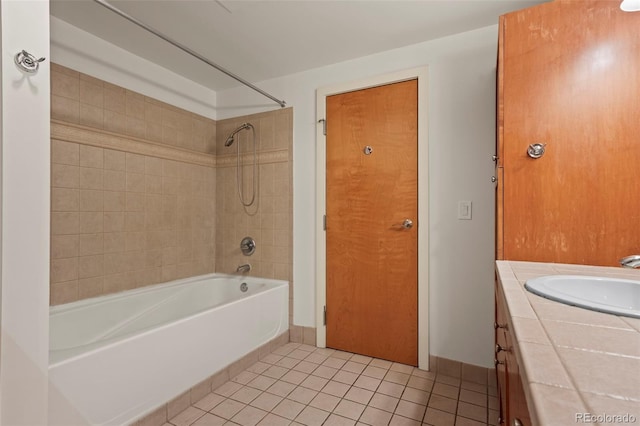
(495, 261, 640, 425)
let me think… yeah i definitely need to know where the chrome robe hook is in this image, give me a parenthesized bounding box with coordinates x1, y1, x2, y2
(14, 50, 46, 74)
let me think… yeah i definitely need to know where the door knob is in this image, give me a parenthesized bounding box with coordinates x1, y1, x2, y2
(393, 219, 414, 229)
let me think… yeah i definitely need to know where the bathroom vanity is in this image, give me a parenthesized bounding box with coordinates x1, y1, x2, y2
(495, 261, 640, 426)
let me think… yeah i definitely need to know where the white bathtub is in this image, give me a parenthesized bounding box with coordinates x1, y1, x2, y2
(48, 273, 289, 425)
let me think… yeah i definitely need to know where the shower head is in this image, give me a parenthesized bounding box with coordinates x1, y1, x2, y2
(224, 123, 252, 147)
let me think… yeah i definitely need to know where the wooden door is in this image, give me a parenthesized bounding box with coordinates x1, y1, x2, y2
(497, 1, 640, 266)
(326, 80, 418, 366)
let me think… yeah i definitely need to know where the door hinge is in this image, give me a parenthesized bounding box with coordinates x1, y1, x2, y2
(323, 214, 327, 231)
(318, 118, 326, 136)
(323, 305, 327, 326)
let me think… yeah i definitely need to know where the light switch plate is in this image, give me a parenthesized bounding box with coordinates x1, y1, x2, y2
(458, 200, 472, 220)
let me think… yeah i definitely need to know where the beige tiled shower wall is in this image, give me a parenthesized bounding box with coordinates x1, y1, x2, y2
(215, 109, 293, 322)
(50, 63, 217, 305)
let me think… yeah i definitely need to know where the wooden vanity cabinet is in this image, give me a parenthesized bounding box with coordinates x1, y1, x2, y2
(495, 280, 531, 426)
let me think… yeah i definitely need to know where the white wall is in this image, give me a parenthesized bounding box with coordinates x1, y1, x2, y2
(217, 26, 498, 368)
(0, 0, 50, 422)
(50, 17, 217, 120)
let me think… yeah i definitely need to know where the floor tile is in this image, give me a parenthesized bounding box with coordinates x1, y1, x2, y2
(294, 406, 330, 426)
(333, 399, 366, 421)
(169, 343, 494, 426)
(261, 354, 284, 365)
(377, 381, 405, 398)
(256, 413, 291, 426)
(264, 366, 290, 380)
(312, 365, 338, 380)
(299, 375, 329, 392)
(369, 393, 399, 413)
(422, 407, 455, 426)
(281, 370, 309, 385)
(431, 383, 458, 400)
(324, 414, 357, 426)
(344, 387, 374, 405)
(323, 357, 348, 369)
(193, 393, 225, 412)
(211, 399, 246, 420)
(369, 359, 393, 370)
(362, 366, 387, 380)
(169, 406, 206, 426)
(287, 387, 318, 405)
(434, 375, 460, 387)
(407, 377, 433, 392)
(460, 381, 486, 394)
(390, 363, 414, 375)
(359, 406, 393, 426)
(304, 353, 328, 364)
(266, 381, 297, 398)
(191, 413, 227, 426)
(289, 349, 312, 360)
(459, 389, 487, 407)
(309, 393, 341, 412)
(456, 402, 487, 423)
(247, 362, 272, 375)
(230, 386, 262, 404)
(455, 416, 486, 426)
(293, 361, 318, 374)
(384, 371, 410, 386)
(321, 380, 350, 398)
(231, 406, 268, 426)
(276, 357, 301, 369)
(331, 351, 354, 360)
(250, 392, 284, 412)
(395, 400, 426, 421)
(233, 371, 259, 385)
(401, 387, 429, 405)
(333, 370, 359, 385)
(248, 376, 278, 392)
(351, 354, 373, 365)
(389, 414, 421, 426)
(272, 399, 305, 420)
(427, 394, 457, 414)
(214, 381, 243, 397)
(342, 361, 366, 374)
(353, 375, 382, 392)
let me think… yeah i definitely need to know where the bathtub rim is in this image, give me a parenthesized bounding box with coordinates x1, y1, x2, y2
(50, 272, 286, 314)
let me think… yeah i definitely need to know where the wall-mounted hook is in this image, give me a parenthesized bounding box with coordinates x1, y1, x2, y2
(14, 50, 46, 74)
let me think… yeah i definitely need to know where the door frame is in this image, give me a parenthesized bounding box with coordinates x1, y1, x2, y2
(315, 67, 429, 370)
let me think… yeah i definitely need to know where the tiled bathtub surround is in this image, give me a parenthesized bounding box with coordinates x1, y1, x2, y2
(50, 64, 294, 308)
(215, 110, 293, 318)
(50, 63, 218, 304)
(496, 261, 640, 425)
(51, 63, 217, 154)
(145, 342, 499, 426)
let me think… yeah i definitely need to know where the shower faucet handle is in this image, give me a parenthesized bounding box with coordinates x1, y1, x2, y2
(240, 237, 256, 256)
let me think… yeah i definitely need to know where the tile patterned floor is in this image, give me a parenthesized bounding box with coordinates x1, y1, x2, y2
(165, 343, 499, 426)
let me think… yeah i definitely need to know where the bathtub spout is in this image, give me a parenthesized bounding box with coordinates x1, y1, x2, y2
(236, 264, 251, 273)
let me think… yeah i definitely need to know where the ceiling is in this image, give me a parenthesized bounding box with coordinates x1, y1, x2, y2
(50, 0, 545, 91)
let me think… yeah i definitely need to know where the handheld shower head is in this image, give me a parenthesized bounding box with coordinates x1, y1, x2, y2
(225, 123, 252, 147)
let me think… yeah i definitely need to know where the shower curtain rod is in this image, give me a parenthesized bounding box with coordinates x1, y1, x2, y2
(92, 0, 286, 108)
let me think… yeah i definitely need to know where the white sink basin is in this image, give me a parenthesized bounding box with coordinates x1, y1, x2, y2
(525, 275, 640, 319)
